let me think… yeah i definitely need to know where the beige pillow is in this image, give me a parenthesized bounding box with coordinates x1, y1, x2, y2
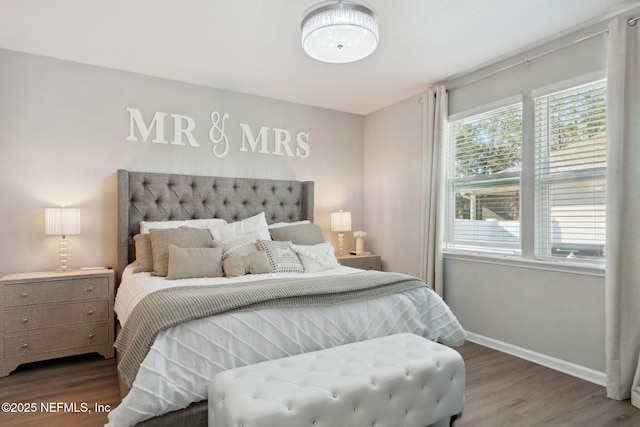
(149, 227, 215, 276)
(166, 245, 223, 280)
(140, 218, 227, 234)
(247, 251, 273, 274)
(132, 233, 153, 273)
(222, 251, 274, 277)
(222, 256, 246, 277)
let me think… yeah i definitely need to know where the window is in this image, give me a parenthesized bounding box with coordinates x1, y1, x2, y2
(445, 103, 523, 254)
(444, 79, 606, 266)
(534, 80, 606, 263)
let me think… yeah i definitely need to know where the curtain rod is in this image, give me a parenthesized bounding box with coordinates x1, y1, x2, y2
(451, 15, 639, 90)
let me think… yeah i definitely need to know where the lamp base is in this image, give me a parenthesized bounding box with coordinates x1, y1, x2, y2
(57, 235, 70, 272)
(337, 232, 345, 256)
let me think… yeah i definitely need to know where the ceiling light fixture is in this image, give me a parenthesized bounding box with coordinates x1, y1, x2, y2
(301, 1, 379, 64)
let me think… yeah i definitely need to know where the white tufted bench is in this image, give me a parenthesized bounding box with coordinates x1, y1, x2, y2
(208, 333, 464, 427)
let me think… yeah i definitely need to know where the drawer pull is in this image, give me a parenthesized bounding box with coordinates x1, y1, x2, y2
(21, 318, 29, 324)
(21, 292, 29, 298)
(88, 334, 94, 339)
(21, 343, 29, 348)
(86, 287, 93, 292)
(87, 311, 94, 316)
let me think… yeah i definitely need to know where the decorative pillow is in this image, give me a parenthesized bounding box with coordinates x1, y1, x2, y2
(140, 218, 227, 234)
(246, 251, 273, 274)
(132, 233, 153, 273)
(268, 220, 311, 229)
(222, 251, 274, 277)
(214, 233, 261, 259)
(291, 242, 341, 273)
(149, 227, 215, 277)
(208, 212, 271, 242)
(222, 256, 246, 278)
(269, 223, 326, 245)
(166, 245, 223, 280)
(257, 239, 304, 273)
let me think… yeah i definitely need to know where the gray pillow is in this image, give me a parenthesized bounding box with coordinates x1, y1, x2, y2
(269, 223, 325, 245)
(149, 227, 215, 276)
(166, 245, 224, 280)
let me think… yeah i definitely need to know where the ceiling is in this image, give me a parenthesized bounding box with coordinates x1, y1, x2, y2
(1, 0, 639, 115)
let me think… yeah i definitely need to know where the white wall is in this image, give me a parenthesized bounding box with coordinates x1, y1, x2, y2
(363, 94, 424, 277)
(0, 49, 364, 276)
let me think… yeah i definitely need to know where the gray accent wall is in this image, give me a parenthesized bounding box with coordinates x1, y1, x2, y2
(0, 49, 364, 275)
(363, 17, 618, 375)
(440, 21, 609, 373)
(363, 94, 424, 278)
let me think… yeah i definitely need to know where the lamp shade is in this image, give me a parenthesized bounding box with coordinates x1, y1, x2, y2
(45, 208, 81, 236)
(331, 211, 352, 232)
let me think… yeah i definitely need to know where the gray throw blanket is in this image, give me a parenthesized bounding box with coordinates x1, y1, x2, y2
(115, 271, 425, 387)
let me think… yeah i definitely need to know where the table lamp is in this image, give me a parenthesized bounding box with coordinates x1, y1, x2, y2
(45, 207, 81, 272)
(330, 210, 351, 256)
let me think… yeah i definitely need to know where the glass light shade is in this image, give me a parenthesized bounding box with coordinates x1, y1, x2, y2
(331, 211, 352, 232)
(45, 207, 81, 236)
(302, 2, 379, 64)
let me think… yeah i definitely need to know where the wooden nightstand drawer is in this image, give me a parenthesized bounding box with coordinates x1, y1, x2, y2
(4, 276, 109, 307)
(4, 324, 108, 358)
(337, 254, 382, 271)
(4, 301, 109, 333)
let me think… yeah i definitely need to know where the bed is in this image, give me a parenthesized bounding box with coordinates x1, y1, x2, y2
(107, 169, 466, 427)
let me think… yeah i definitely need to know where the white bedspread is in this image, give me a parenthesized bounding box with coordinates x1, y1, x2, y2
(107, 266, 466, 427)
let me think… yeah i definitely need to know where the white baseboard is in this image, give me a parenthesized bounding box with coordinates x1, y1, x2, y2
(465, 332, 607, 387)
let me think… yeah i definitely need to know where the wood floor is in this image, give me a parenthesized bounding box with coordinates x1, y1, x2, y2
(455, 341, 640, 427)
(0, 342, 638, 426)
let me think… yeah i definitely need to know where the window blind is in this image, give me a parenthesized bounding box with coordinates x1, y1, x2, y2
(534, 80, 606, 262)
(446, 103, 522, 253)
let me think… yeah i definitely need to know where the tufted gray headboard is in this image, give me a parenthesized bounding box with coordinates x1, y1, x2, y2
(116, 170, 314, 284)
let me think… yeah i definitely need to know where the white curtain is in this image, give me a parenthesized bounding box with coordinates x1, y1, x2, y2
(420, 85, 447, 296)
(605, 16, 640, 408)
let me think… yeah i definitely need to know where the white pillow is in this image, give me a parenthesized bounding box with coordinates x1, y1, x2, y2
(208, 212, 271, 241)
(214, 233, 261, 259)
(291, 242, 341, 273)
(140, 218, 227, 234)
(257, 240, 304, 273)
(268, 220, 311, 229)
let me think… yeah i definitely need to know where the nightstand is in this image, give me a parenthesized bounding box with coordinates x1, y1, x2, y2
(0, 269, 115, 376)
(337, 254, 382, 271)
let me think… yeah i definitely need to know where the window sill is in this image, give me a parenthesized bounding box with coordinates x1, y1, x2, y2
(443, 250, 605, 277)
